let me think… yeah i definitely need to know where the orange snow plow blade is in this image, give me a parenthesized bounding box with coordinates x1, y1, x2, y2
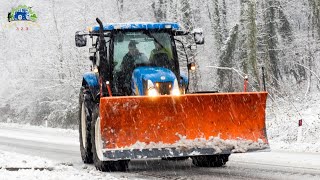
(99, 92, 268, 159)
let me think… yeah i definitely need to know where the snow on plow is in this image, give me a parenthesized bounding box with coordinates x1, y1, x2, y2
(99, 92, 269, 159)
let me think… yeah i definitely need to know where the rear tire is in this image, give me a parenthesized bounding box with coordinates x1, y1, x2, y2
(91, 104, 129, 172)
(79, 87, 93, 163)
(191, 154, 230, 167)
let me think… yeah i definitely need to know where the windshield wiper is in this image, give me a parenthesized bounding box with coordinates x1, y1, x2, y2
(143, 31, 165, 49)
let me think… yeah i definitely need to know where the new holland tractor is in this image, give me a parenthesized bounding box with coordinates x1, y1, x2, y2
(75, 18, 269, 172)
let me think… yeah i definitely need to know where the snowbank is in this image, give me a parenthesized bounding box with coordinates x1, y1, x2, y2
(0, 150, 119, 180)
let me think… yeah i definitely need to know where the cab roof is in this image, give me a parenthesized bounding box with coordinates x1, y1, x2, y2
(91, 22, 180, 32)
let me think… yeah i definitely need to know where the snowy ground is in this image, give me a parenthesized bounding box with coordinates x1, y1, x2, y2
(266, 92, 320, 153)
(1, 149, 320, 180)
(0, 151, 122, 180)
(0, 123, 121, 180)
(1, 123, 320, 179)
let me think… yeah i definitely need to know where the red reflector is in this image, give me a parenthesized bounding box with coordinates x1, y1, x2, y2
(298, 119, 302, 126)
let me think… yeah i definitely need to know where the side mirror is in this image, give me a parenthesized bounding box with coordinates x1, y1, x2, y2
(75, 31, 87, 47)
(192, 28, 204, 45)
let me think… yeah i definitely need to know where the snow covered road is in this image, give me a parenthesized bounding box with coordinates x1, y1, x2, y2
(0, 123, 79, 162)
(1, 123, 320, 180)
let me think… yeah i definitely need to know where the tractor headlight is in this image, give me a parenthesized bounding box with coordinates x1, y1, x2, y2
(148, 88, 159, 97)
(171, 89, 180, 96)
(171, 79, 181, 96)
(147, 80, 159, 97)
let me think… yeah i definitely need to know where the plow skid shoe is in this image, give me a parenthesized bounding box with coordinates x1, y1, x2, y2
(99, 92, 269, 160)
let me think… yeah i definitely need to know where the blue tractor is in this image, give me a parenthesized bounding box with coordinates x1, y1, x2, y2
(75, 18, 268, 172)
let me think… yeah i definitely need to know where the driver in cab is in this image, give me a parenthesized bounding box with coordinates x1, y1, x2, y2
(119, 40, 148, 95)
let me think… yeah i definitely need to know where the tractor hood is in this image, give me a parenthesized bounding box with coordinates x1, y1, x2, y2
(132, 67, 177, 95)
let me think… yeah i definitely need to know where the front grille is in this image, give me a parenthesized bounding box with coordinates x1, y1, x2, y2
(155, 82, 172, 95)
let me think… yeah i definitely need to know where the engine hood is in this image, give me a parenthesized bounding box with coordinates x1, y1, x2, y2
(132, 67, 177, 95)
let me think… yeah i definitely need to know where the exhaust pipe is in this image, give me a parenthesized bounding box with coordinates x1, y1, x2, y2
(96, 18, 105, 50)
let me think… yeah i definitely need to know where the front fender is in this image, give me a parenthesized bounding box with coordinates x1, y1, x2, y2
(180, 74, 188, 86)
(82, 72, 99, 99)
(83, 72, 99, 87)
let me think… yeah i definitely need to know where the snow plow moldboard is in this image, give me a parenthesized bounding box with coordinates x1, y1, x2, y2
(99, 92, 269, 160)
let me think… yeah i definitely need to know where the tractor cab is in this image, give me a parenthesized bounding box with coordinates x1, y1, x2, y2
(112, 30, 180, 96)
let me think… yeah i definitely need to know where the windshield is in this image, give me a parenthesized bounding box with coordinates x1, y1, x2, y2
(113, 31, 175, 72)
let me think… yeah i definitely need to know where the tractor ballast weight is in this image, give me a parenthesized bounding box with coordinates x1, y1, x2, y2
(76, 18, 269, 171)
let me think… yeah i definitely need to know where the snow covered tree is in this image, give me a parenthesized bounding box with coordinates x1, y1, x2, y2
(261, 0, 281, 88)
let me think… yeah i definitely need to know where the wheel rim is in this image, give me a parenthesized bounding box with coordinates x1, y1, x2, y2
(95, 116, 104, 160)
(81, 102, 87, 149)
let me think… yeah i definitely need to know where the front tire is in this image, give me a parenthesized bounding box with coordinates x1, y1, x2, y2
(191, 154, 230, 167)
(79, 88, 93, 163)
(91, 104, 129, 172)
